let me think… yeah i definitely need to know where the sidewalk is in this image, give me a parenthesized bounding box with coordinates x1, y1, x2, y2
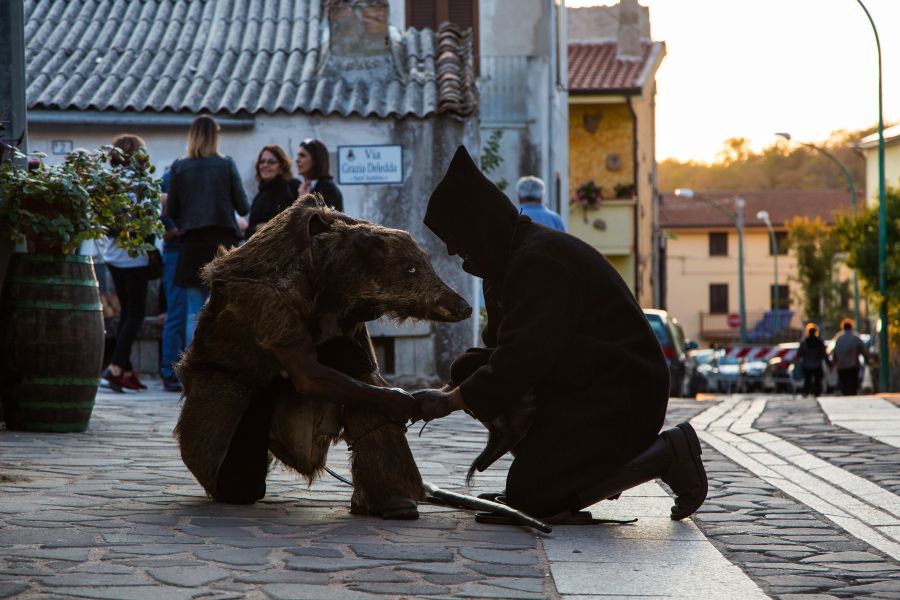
(1, 386, 900, 599)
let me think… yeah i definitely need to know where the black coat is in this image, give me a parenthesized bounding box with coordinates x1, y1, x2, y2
(246, 178, 301, 238)
(310, 176, 343, 212)
(424, 146, 669, 514)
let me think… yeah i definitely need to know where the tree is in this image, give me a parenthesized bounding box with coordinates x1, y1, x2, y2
(785, 216, 846, 332)
(834, 187, 900, 353)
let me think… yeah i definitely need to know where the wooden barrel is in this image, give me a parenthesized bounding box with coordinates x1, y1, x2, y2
(1, 253, 104, 432)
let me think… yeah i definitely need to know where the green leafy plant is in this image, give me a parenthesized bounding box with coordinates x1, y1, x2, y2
(0, 144, 162, 255)
(613, 182, 636, 199)
(574, 180, 602, 208)
(480, 129, 508, 192)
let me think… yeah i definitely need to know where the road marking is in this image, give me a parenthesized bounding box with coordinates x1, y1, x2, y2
(818, 396, 900, 449)
(692, 396, 900, 560)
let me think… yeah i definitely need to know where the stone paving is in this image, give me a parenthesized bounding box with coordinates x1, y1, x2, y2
(1, 387, 900, 599)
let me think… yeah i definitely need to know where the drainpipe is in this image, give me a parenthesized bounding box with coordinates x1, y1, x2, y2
(546, 0, 556, 212)
(626, 95, 639, 301)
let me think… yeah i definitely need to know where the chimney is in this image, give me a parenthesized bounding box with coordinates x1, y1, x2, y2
(326, 0, 389, 58)
(617, 0, 642, 60)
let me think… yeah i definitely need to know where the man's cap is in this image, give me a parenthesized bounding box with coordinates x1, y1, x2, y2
(516, 176, 545, 200)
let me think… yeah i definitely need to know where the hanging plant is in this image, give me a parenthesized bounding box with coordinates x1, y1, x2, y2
(573, 180, 602, 222)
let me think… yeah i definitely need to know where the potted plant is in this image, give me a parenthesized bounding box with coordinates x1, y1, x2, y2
(0, 138, 161, 432)
(573, 180, 602, 223)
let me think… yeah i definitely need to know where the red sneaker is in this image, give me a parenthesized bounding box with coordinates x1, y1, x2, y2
(127, 373, 148, 390)
(103, 368, 140, 392)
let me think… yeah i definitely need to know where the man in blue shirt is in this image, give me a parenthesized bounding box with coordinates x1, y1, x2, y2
(516, 176, 566, 232)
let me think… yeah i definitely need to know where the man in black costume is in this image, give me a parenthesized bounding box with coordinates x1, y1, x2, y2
(413, 146, 707, 521)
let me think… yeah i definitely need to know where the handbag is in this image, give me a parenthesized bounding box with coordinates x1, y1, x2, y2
(146, 248, 163, 280)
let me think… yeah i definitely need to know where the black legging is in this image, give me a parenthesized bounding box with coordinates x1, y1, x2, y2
(107, 264, 149, 372)
(803, 366, 824, 397)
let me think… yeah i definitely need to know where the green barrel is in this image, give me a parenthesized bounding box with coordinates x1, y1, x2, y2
(1, 253, 104, 432)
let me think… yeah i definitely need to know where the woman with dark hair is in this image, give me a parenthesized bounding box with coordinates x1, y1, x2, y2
(98, 134, 154, 392)
(167, 115, 250, 345)
(296, 138, 343, 211)
(245, 145, 301, 239)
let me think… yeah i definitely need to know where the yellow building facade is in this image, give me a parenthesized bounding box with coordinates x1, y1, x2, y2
(566, 1, 665, 307)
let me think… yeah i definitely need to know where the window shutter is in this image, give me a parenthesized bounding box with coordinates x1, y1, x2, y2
(448, 0, 474, 28)
(408, 0, 437, 29)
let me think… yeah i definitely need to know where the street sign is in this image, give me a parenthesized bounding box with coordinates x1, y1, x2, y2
(337, 145, 403, 185)
(727, 313, 741, 328)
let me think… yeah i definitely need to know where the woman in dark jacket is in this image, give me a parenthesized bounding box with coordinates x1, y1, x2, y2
(796, 323, 831, 397)
(167, 115, 250, 344)
(245, 145, 301, 239)
(296, 138, 343, 211)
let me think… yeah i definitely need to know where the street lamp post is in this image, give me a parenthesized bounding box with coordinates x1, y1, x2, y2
(757, 210, 779, 341)
(775, 132, 861, 332)
(854, 0, 889, 392)
(675, 189, 748, 344)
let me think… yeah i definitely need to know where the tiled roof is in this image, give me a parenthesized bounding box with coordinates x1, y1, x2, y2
(659, 190, 859, 229)
(24, 0, 476, 119)
(568, 41, 664, 93)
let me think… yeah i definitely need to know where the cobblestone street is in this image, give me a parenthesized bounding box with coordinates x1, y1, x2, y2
(2, 387, 900, 599)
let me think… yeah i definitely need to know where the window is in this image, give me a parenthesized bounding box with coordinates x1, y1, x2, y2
(407, 0, 479, 70)
(709, 284, 729, 314)
(770, 285, 789, 310)
(769, 231, 788, 256)
(709, 232, 728, 256)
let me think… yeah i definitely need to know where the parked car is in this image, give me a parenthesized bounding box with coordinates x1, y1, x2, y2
(762, 342, 799, 393)
(687, 348, 717, 395)
(643, 309, 695, 397)
(707, 351, 767, 393)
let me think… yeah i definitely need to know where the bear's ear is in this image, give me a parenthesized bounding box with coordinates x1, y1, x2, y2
(307, 212, 332, 238)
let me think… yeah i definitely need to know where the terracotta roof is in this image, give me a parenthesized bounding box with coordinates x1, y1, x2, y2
(568, 41, 664, 93)
(24, 0, 476, 119)
(659, 190, 859, 229)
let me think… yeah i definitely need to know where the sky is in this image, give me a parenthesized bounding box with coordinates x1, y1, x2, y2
(565, 0, 900, 163)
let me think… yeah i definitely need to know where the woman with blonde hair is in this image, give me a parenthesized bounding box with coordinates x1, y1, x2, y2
(167, 116, 249, 346)
(795, 322, 831, 397)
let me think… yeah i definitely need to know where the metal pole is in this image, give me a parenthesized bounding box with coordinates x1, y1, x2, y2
(766, 223, 779, 341)
(854, 0, 889, 391)
(736, 197, 748, 344)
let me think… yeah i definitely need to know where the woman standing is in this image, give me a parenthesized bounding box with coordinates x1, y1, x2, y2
(296, 139, 343, 211)
(245, 145, 301, 239)
(796, 323, 831, 397)
(98, 134, 154, 392)
(167, 116, 249, 344)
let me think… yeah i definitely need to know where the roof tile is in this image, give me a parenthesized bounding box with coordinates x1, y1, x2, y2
(568, 41, 662, 93)
(25, 0, 475, 119)
(659, 190, 858, 229)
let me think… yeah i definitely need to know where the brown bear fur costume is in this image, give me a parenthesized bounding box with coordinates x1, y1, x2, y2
(173, 198, 470, 517)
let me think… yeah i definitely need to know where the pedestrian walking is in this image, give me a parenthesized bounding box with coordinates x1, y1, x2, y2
(97, 134, 155, 392)
(245, 145, 301, 239)
(166, 116, 250, 346)
(296, 139, 343, 211)
(412, 147, 707, 523)
(830, 319, 870, 396)
(515, 175, 566, 232)
(796, 323, 830, 397)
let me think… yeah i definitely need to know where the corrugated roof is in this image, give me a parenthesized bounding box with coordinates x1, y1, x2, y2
(568, 41, 664, 93)
(24, 0, 476, 119)
(659, 190, 858, 229)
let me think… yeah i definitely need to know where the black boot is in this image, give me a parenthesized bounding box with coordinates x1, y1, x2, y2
(573, 422, 707, 521)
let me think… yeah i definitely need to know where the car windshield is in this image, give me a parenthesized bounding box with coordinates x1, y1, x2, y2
(646, 316, 670, 345)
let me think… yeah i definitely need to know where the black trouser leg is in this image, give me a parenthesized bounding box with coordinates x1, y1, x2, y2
(216, 394, 276, 504)
(838, 368, 858, 396)
(107, 265, 149, 372)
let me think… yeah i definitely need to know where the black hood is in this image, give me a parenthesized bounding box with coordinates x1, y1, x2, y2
(424, 146, 520, 279)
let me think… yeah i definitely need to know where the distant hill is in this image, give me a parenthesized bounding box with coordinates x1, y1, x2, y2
(658, 127, 876, 193)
